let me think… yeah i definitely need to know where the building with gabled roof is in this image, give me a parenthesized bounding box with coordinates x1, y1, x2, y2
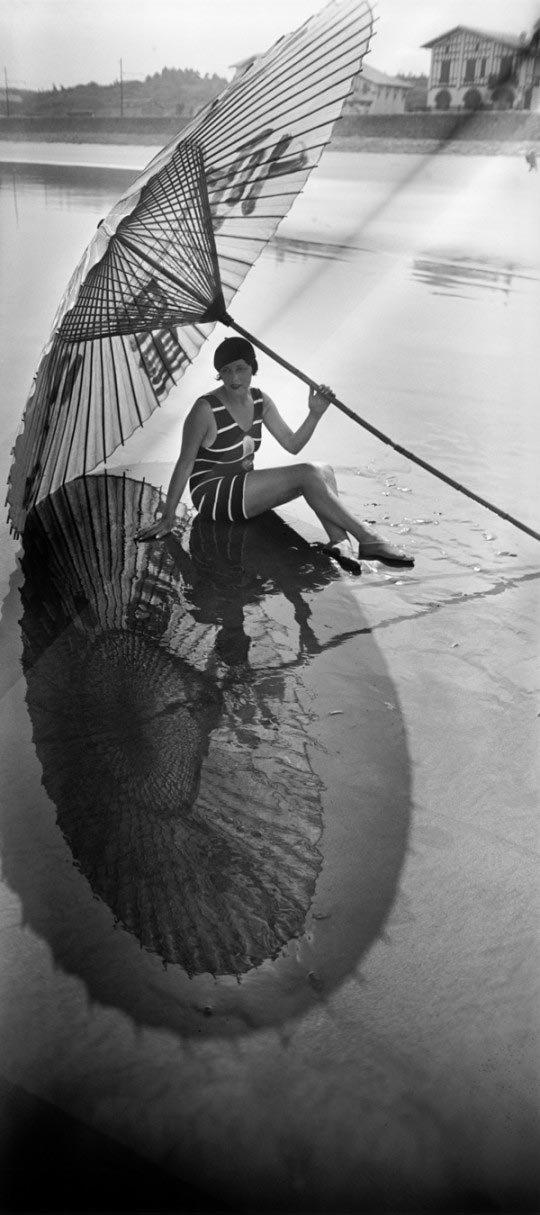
(345, 63, 414, 114)
(422, 24, 539, 111)
(423, 26, 526, 52)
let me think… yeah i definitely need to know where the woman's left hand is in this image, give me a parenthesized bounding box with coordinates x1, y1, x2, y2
(309, 384, 334, 418)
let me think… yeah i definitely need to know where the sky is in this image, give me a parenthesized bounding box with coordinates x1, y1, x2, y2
(2, 0, 539, 91)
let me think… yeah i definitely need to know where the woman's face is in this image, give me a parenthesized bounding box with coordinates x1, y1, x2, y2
(218, 359, 253, 391)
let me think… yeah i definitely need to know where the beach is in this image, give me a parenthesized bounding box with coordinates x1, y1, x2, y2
(0, 141, 539, 1212)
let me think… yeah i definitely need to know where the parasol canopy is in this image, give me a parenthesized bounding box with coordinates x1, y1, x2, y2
(7, 0, 375, 533)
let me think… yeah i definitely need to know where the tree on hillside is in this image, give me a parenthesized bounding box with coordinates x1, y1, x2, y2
(12, 67, 227, 119)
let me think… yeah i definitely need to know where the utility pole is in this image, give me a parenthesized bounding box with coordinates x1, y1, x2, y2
(119, 58, 123, 117)
(4, 67, 9, 118)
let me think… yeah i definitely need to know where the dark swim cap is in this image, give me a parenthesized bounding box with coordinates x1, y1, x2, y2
(213, 337, 258, 374)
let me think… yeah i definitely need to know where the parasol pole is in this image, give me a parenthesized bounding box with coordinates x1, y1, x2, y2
(222, 312, 540, 544)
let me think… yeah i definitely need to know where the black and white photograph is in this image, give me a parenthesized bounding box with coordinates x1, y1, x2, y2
(0, 1, 539, 1212)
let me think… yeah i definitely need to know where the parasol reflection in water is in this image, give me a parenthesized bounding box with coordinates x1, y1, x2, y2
(20, 474, 334, 977)
(10, 473, 411, 1034)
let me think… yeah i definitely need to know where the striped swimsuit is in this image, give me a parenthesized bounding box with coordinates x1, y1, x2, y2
(189, 389, 263, 522)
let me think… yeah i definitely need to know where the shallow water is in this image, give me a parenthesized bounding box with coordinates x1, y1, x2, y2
(0, 142, 539, 1208)
(1, 144, 538, 889)
(1, 147, 539, 588)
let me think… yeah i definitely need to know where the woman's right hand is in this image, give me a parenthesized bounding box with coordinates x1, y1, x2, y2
(136, 509, 182, 542)
(308, 384, 334, 418)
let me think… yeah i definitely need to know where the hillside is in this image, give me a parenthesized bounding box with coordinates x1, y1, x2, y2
(2, 67, 228, 121)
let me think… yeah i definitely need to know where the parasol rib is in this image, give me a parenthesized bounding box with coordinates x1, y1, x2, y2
(113, 234, 220, 320)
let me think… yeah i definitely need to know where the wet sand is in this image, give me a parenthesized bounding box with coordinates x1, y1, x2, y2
(0, 145, 539, 1212)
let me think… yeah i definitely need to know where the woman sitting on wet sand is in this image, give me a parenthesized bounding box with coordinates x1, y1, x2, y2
(137, 336, 414, 571)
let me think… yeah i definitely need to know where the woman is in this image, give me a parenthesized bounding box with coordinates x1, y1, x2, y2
(136, 337, 414, 570)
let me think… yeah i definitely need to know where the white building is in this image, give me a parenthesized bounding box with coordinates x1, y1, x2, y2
(345, 64, 413, 115)
(422, 25, 540, 111)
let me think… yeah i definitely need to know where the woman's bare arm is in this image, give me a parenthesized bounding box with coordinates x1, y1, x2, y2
(262, 386, 332, 455)
(136, 398, 213, 539)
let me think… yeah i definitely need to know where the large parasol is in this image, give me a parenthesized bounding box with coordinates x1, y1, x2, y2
(7, 0, 375, 534)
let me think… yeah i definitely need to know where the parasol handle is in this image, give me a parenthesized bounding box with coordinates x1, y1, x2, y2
(223, 313, 540, 544)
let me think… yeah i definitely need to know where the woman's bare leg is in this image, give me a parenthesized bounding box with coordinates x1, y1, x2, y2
(244, 463, 375, 545)
(242, 464, 415, 563)
(317, 464, 350, 544)
(244, 463, 414, 567)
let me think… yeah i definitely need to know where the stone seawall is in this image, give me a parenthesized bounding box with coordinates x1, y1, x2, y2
(1, 110, 539, 149)
(340, 110, 540, 141)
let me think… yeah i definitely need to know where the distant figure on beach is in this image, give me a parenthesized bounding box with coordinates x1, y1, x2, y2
(136, 336, 415, 571)
(525, 149, 537, 172)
